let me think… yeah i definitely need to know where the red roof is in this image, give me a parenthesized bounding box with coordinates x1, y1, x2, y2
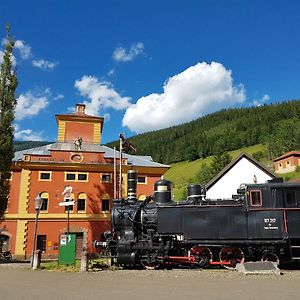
(273, 151, 300, 162)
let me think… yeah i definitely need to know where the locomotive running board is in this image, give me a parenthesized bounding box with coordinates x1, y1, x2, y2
(235, 261, 281, 275)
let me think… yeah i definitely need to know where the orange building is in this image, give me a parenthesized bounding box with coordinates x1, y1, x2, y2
(0, 104, 169, 259)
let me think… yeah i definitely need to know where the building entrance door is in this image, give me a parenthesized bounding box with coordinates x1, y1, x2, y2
(0, 234, 10, 252)
(75, 233, 83, 258)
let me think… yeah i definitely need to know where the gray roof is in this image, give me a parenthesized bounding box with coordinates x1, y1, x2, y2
(13, 143, 169, 168)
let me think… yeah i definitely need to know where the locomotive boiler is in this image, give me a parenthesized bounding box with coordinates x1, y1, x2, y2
(96, 170, 300, 269)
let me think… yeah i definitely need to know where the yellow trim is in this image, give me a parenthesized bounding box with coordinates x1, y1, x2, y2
(5, 213, 110, 221)
(57, 120, 66, 142)
(16, 161, 170, 174)
(101, 193, 110, 199)
(18, 169, 30, 214)
(122, 172, 128, 197)
(38, 171, 52, 181)
(94, 123, 101, 144)
(15, 220, 27, 256)
(56, 114, 104, 124)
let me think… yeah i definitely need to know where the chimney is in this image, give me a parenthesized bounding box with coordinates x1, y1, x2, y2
(76, 103, 86, 114)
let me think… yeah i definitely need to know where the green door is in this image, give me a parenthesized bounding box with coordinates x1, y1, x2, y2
(59, 234, 76, 265)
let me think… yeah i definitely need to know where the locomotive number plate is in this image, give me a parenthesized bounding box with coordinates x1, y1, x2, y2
(263, 218, 278, 230)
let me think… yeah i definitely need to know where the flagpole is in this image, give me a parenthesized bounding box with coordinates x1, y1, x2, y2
(113, 147, 116, 200)
(119, 135, 123, 198)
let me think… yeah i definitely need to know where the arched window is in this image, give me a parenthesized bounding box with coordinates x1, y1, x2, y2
(102, 194, 110, 212)
(77, 193, 86, 212)
(40, 192, 49, 211)
(138, 194, 146, 201)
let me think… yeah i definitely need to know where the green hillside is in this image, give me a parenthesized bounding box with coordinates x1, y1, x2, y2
(107, 100, 300, 164)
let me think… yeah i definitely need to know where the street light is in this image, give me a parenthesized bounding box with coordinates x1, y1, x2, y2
(30, 193, 43, 268)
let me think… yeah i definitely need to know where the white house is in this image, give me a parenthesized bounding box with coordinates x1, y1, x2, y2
(206, 153, 276, 199)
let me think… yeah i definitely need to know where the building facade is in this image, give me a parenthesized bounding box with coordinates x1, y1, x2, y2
(274, 151, 300, 174)
(0, 104, 169, 259)
(206, 153, 276, 199)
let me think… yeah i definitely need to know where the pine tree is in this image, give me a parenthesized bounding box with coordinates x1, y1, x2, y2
(0, 24, 18, 219)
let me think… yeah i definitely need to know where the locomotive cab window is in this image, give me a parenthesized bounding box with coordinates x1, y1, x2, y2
(250, 190, 262, 206)
(285, 189, 297, 207)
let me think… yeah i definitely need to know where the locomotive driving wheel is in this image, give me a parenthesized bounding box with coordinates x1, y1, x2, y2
(219, 247, 245, 269)
(139, 249, 162, 270)
(190, 245, 213, 267)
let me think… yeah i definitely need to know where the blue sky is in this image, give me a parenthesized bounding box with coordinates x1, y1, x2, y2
(1, 0, 300, 143)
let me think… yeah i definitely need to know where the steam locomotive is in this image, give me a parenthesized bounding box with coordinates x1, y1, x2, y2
(96, 170, 300, 269)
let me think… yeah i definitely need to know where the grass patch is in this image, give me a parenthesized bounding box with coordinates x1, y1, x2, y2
(281, 168, 300, 181)
(41, 260, 80, 272)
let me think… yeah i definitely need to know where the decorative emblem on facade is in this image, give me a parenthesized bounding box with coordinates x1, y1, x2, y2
(70, 154, 83, 163)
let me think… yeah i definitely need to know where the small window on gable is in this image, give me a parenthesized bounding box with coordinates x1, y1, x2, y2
(279, 163, 283, 168)
(286, 160, 290, 166)
(250, 190, 262, 206)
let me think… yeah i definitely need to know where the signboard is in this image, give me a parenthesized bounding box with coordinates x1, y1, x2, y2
(58, 201, 75, 207)
(58, 234, 76, 265)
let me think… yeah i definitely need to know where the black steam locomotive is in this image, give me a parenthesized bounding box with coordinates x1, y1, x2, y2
(97, 170, 300, 269)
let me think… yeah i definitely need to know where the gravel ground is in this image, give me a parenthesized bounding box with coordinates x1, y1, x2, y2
(1, 263, 300, 300)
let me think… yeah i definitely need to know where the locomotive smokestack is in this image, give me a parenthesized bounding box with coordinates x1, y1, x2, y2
(127, 170, 137, 201)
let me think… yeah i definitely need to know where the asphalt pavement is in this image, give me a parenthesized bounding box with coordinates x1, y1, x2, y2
(1, 263, 300, 300)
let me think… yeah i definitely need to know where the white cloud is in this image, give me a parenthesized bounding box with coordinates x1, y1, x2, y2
(112, 42, 144, 62)
(103, 113, 111, 121)
(252, 94, 270, 106)
(74, 75, 131, 115)
(14, 127, 44, 141)
(123, 61, 246, 133)
(107, 69, 115, 76)
(32, 59, 58, 70)
(16, 89, 50, 121)
(14, 40, 31, 59)
(53, 93, 64, 100)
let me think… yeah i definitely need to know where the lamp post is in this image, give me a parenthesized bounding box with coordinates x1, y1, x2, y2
(31, 193, 43, 268)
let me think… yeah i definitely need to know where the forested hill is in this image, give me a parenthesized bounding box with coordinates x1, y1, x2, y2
(13, 141, 51, 152)
(106, 100, 300, 164)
